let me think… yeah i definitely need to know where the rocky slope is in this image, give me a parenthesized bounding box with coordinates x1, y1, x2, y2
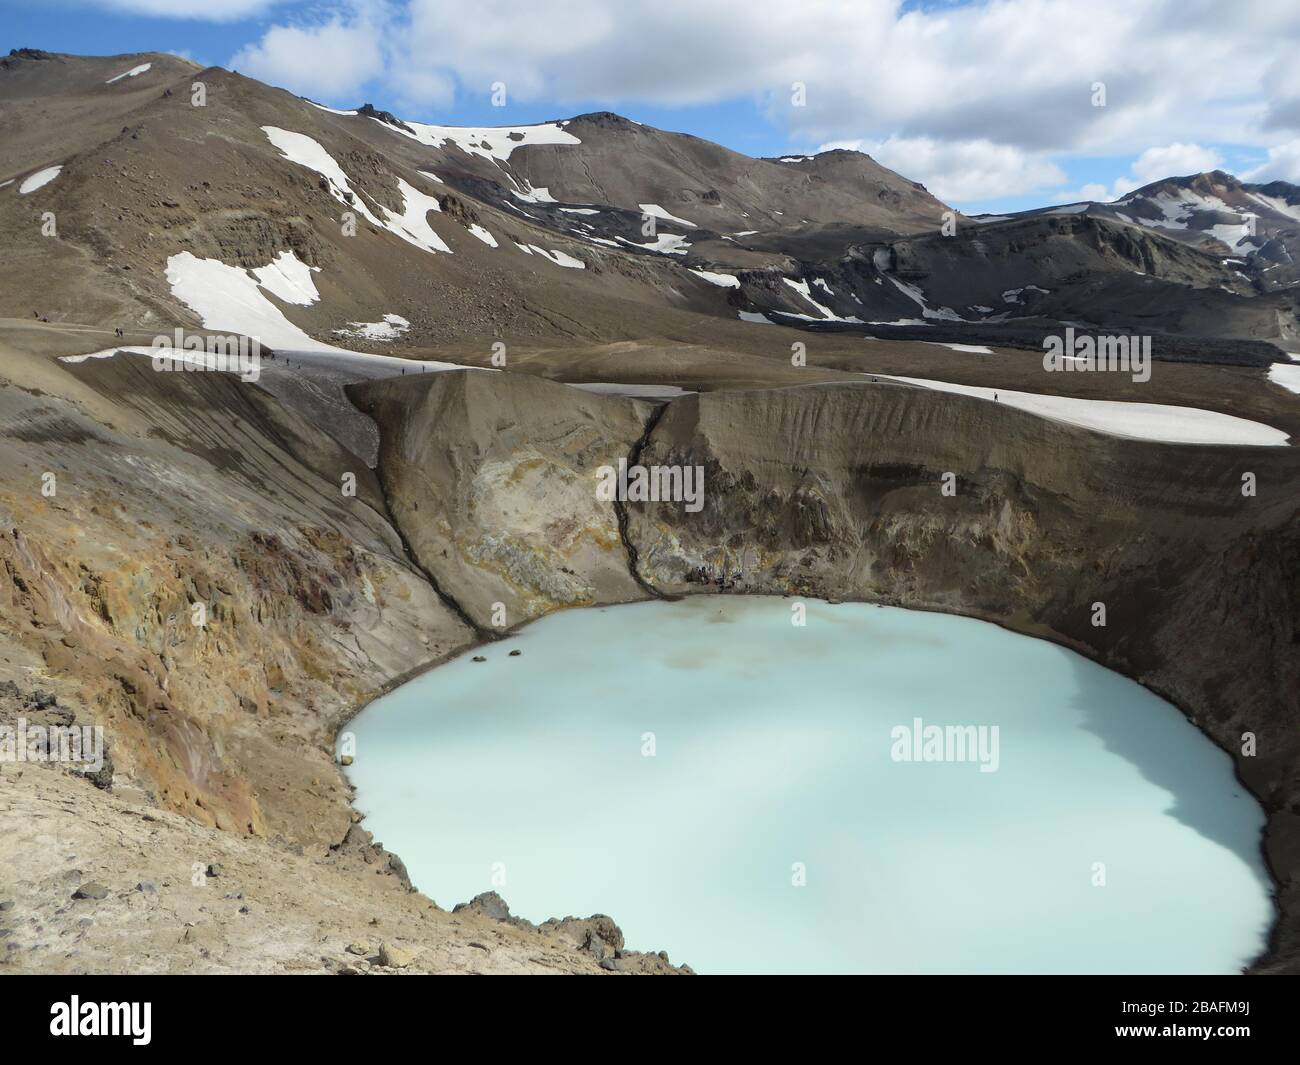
(979, 170, 1300, 293)
(2, 48, 1295, 359)
(350, 370, 653, 629)
(0, 323, 684, 974)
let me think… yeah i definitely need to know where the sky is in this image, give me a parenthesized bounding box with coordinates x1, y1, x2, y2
(5, 0, 1300, 214)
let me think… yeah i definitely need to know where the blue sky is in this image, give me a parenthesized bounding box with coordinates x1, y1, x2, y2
(4, 0, 1297, 214)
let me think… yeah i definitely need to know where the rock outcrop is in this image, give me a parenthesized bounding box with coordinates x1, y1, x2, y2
(350, 370, 653, 630)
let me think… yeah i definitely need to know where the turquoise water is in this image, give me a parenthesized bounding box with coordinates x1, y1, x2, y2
(343, 596, 1273, 974)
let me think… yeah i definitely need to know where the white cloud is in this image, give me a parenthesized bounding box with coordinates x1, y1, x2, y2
(1131, 143, 1223, 183)
(1243, 141, 1300, 183)
(92, 0, 280, 18)
(1053, 143, 1224, 207)
(231, 15, 385, 100)
(1074, 178, 1141, 203)
(823, 136, 1067, 204)
(222, 0, 1300, 201)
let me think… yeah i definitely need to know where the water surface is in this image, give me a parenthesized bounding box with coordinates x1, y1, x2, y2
(344, 597, 1272, 974)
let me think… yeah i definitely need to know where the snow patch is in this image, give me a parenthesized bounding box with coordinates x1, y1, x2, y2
(1249, 192, 1300, 224)
(334, 314, 410, 341)
(305, 100, 358, 116)
(381, 177, 451, 254)
(262, 126, 383, 225)
(106, 63, 151, 84)
(689, 269, 741, 288)
(1268, 363, 1300, 395)
(251, 251, 320, 306)
(890, 277, 964, 321)
(510, 180, 557, 204)
(639, 203, 697, 228)
(19, 166, 62, 194)
(262, 129, 452, 256)
(873, 374, 1288, 446)
(780, 277, 862, 322)
(532, 246, 584, 268)
(515, 243, 583, 267)
(467, 224, 498, 247)
(165, 252, 333, 351)
(383, 120, 581, 162)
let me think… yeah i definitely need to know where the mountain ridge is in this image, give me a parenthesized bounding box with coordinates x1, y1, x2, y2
(2, 49, 1296, 358)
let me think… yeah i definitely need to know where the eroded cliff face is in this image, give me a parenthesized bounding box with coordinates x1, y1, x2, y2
(0, 351, 472, 844)
(349, 371, 653, 631)
(0, 341, 687, 974)
(364, 371, 1299, 972)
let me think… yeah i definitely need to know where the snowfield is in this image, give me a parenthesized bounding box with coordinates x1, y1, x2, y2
(870, 374, 1289, 446)
(262, 128, 451, 254)
(1268, 363, 1300, 395)
(262, 126, 379, 220)
(19, 166, 62, 194)
(165, 251, 331, 351)
(250, 251, 320, 305)
(639, 203, 697, 228)
(385, 120, 581, 163)
(382, 178, 451, 254)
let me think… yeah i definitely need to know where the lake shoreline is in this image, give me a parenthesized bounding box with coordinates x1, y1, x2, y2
(339, 594, 1277, 975)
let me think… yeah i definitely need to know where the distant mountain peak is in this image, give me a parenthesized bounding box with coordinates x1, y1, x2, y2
(567, 111, 640, 129)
